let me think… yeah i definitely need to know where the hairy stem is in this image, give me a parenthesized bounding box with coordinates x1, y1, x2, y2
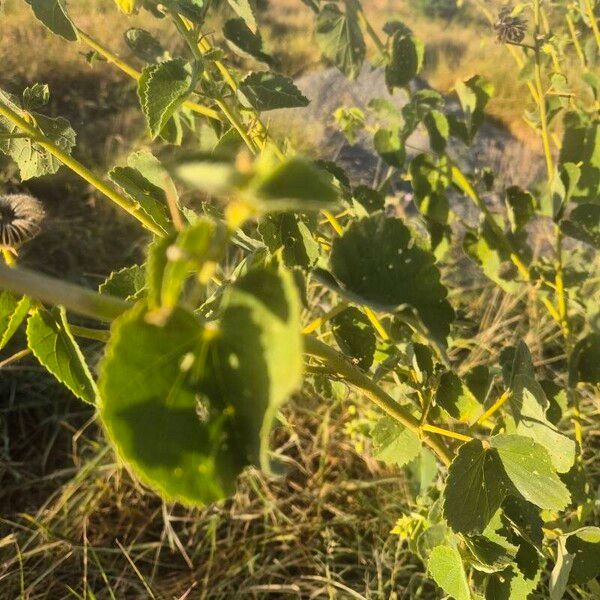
(75, 27, 222, 122)
(0, 263, 129, 322)
(171, 13, 259, 155)
(582, 0, 600, 50)
(0, 101, 164, 237)
(304, 335, 454, 466)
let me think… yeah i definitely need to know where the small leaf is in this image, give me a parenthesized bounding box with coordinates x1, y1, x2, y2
(258, 212, 320, 270)
(424, 110, 449, 154)
(443, 439, 508, 534)
(490, 434, 571, 512)
(99, 265, 146, 301)
(125, 29, 169, 63)
(371, 416, 421, 467)
(427, 546, 471, 600)
(561, 203, 600, 249)
(27, 307, 98, 404)
(138, 59, 197, 139)
(436, 371, 482, 423)
(109, 165, 171, 233)
(0, 89, 76, 181)
(453, 75, 493, 143)
(249, 155, 339, 211)
(385, 31, 424, 90)
(331, 307, 376, 370)
(373, 127, 405, 168)
(0, 292, 31, 350)
(505, 186, 535, 232)
(25, 0, 77, 41)
(22, 84, 50, 111)
(223, 19, 273, 65)
(316, 2, 365, 80)
(239, 72, 309, 111)
(565, 527, 600, 584)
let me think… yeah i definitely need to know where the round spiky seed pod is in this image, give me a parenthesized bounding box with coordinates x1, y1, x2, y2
(0, 193, 45, 250)
(494, 6, 528, 44)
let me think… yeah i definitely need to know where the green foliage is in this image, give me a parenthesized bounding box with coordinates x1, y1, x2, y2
(0, 292, 31, 350)
(25, 0, 77, 41)
(2, 0, 600, 597)
(0, 88, 76, 180)
(138, 58, 198, 139)
(26, 307, 98, 404)
(316, 2, 365, 80)
(329, 214, 454, 343)
(239, 72, 309, 111)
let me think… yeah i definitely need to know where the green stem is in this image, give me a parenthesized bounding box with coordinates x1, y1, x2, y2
(533, 0, 555, 181)
(582, 0, 600, 50)
(69, 324, 111, 342)
(0, 101, 164, 237)
(451, 164, 531, 281)
(75, 27, 222, 122)
(171, 13, 259, 155)
(0, 263, 129, 322)
(356, 7, 388, 61)
(304, 335, 454, 466)
(0, 348, 31, 369)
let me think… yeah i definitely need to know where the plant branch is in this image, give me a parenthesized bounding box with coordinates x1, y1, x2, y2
(304, 335, 454, 466)
(0, 101, 164, 237)
(0, 263, 129, 322)
(75, 27, 222, 122)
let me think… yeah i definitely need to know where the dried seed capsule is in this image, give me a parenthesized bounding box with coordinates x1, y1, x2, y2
(494, 6, 528, 44)
(0, 193, 45, 250)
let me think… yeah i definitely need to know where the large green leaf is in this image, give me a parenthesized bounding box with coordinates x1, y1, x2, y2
(0, 292, 31, 350)
(210, 267, 303, 471)
(371, 416, 421, 467)
(0, 90, 76, 181)
(427, 545, 471, 600)
(385, 30, 424, 91)
(316, 2, 365, 80)
(239, 72, 309, 111)
(490, 435, 570, 512)
(504, 342, 576, 473)
(443, 439, 508, 534)
(331, 306, 376, 370)
(25, 0, 77, 41)
(329, 214, 454, 343)
(99, 304, 244, 504)
(138, 59, 197, 139)
(27, 307, 98, 404)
